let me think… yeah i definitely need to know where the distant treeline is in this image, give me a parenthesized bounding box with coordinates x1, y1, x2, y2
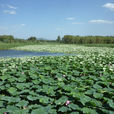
(61, 35, 114, 44)
(0, 35, 51, 43)
(0, 35, 114, 44)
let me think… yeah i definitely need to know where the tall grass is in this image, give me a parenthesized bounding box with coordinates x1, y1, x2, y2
(0, 42, 39, 50)
(0, 42, 114, 50)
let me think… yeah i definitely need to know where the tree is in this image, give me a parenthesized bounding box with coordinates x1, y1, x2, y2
(27, 36, 37, 41)
(56, 36, 61, 42)
(0, 35, 14, 43)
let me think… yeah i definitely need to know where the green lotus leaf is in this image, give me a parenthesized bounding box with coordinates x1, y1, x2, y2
(39, 96, 49, 104)
(89, 99, 102, 107)
(8, 77, 16, 82)
(28, 104, 42, 109)
(31, 108, 47, 114)
(0, 108, 7, 113)
(16, 85, 24, 90)
(109, 111, 114, 114)
(27, 95, 38, 101)
(68, 103, 80, 110)
(32, 80, 40, 84)
(7, 105, 19, 112)
(13, 109, 29, 114)
(8, 87, 17, 95)
(80, 95, 91, 105)
(55, 96, 68, 105)
(7, 97, 20, 103)
(58, 106, 70, 112)
(108, 100, 114, 109)
(93, 84, 102, 89)
(93, 92, 103, 99)
(5, 84, 10, 88)
(45, 66, 51, 71)
(0, 82, 4, 86)
(16, 100, 29, 107)
(0, 86, 5, 90)
(85, 89, 94, 95)
(0, 101, 4, 107)
(82, 107, 97, 114)
(30, 74, 38, 79)
(18, 77, 26, 82)
(0, 76, 8, 81)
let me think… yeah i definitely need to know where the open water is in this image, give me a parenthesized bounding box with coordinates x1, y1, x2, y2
(0, 50, 65, 58)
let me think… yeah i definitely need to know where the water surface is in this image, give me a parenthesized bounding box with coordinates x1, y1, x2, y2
(0, 50, 65, 58)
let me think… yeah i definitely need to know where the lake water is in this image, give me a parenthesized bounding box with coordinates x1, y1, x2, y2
(0, 50, 65, 58)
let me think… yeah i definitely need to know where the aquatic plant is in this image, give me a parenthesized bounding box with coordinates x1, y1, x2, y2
(0, 49, 114, 113)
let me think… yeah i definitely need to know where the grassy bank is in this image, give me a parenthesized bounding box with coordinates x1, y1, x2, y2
(0, 42, 63, 50)
(0, 42, 38, 50)
(12, 44, 114, 55)
(0, 42, 114, 50)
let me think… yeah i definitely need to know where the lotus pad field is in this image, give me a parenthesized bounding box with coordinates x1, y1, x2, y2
(12, 44, 114, 54)
(0, 45, 114, 114)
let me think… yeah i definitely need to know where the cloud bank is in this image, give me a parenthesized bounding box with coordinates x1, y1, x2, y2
(4, 10, 16, 15)
(7, 5, 17, 9)
(89, 19, 114, 24)
(66, 17, 75, 20)
(103, 3, 114, 11)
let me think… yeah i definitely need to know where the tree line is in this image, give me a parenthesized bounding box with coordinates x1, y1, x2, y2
(0, 35, 114, 44)
(0, 35, 57, 43)
(0, 35, 42, 43)
(56, 35, 114, 44)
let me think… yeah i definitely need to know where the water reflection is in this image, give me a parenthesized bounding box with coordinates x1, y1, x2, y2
(0, 50, 65, 58)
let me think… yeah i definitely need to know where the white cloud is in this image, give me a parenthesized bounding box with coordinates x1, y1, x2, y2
(21, 24, 26, 26)
(4, 10, 16, 15)
(66, 17, 75, 20)
(7, 5, 17, 9)
(89, 19, 114, 24)
(72, 22, 84, 24)
(1, 4, 17, 15)
(102, 3, 114, 11)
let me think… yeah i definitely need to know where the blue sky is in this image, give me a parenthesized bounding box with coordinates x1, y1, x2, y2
(0, 0, 114, 40)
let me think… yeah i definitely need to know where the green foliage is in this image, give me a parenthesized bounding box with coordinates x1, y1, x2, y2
(0, 51, 114, 113)
(0, 42, 39, 50)
(8, 87, 17, 95)
(56, 36, 61, 42)
(62, 35, 114, 44)
(0, 35, 14, 43)
(83, 44, 114, 48)
(27, 36, 37, 42)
